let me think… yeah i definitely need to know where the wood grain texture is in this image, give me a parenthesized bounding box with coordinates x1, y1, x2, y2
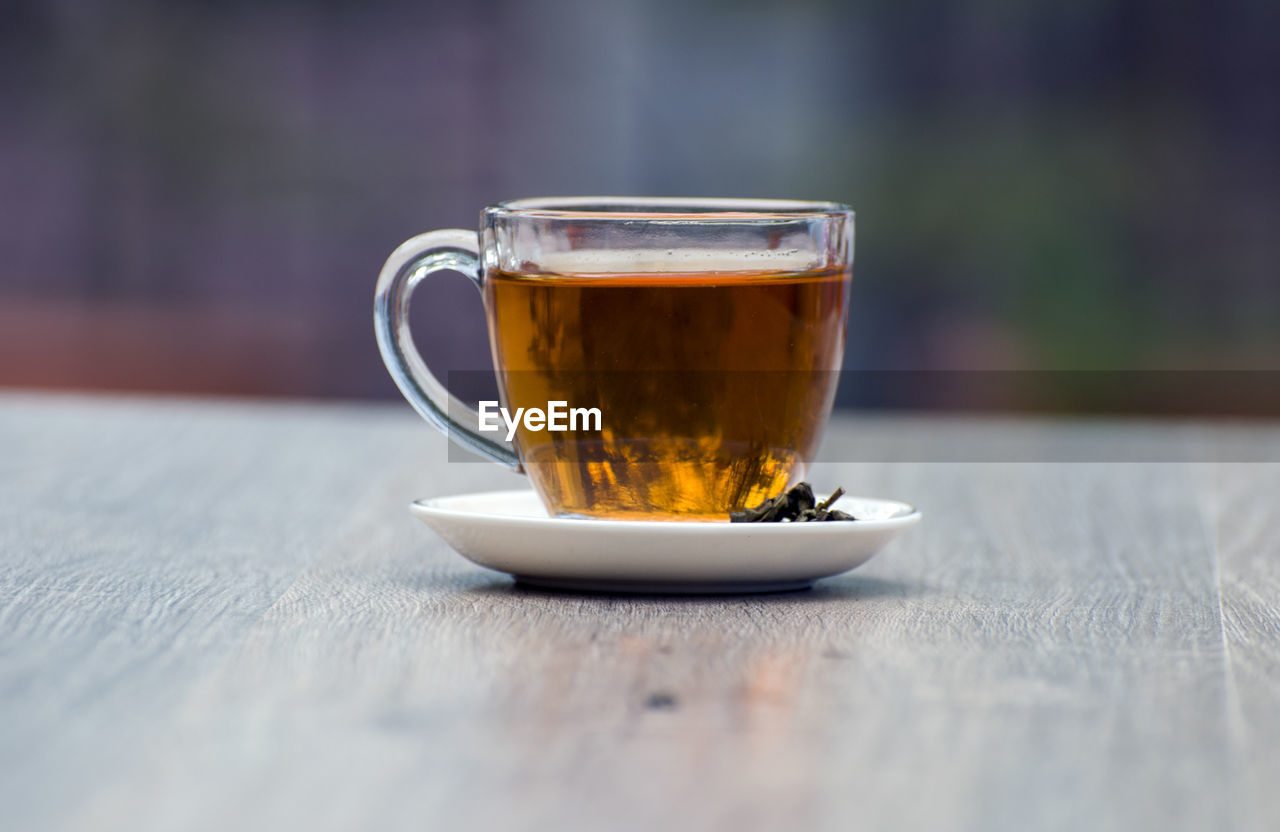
(1, 394, 1277, 832)
(1214, 459, 1280, 831)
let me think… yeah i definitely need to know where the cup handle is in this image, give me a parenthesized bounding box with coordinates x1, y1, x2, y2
(374, 229, 521, 471)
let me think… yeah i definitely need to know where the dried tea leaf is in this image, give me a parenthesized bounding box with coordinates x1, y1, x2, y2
(730, 482, 857, 523)
(814, 487, 845, 512)
(730, 481, 813, 522)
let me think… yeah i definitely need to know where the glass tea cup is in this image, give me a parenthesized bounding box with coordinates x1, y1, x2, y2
(374, 197, 853, 520)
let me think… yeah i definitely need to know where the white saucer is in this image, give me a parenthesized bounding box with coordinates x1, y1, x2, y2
(409, 489, 921, 594)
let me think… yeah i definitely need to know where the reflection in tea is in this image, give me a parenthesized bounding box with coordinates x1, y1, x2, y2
(484, 267, 850, 519)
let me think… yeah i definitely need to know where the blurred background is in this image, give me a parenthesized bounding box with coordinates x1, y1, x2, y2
(1, 0, 1277, 413)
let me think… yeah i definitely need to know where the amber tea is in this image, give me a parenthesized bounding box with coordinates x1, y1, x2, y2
(484, 266, 850, 519)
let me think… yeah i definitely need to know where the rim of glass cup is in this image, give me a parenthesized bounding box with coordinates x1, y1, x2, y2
(486, 196, 854, 221)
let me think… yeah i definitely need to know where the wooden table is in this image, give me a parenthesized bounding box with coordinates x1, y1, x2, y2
(2, 393, 1277, 831)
